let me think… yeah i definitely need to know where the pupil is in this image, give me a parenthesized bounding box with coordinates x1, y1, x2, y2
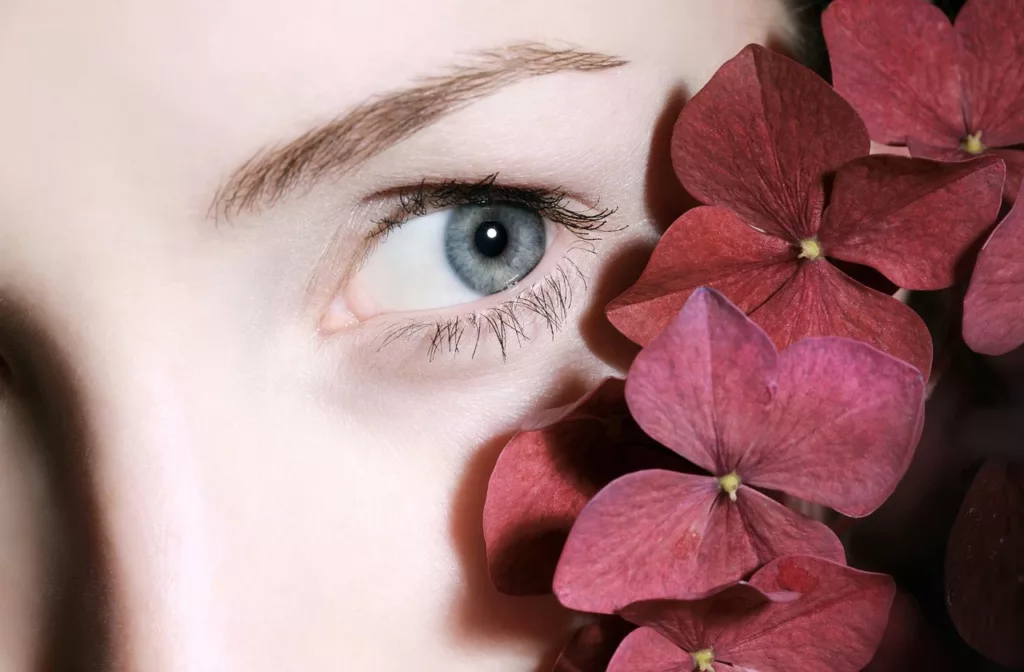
(474, 221, 509, 258)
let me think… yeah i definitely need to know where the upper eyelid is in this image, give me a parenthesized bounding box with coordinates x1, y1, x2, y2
(363, 175, 622, 244)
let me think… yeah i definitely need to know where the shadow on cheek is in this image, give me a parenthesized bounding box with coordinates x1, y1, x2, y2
(644, 84, 695, 235)
(577, 84, 696, 374)
(0, 300, 112, 671)
(577, 240, 650, 373)
(446, 426, 581, 668)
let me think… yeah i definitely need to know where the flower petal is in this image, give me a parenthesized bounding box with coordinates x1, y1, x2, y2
(956, 0, 1024, 147)
(605, 628, 696, 672)
(672, 45, 868, 240)
(905, 138, 973, 162)
(822, 0, 965, 146)
(483, 379, 682, 594)
(624, 287, 776, 473)
(552, 470, 844, 613)
(618, 584, 777, 656)
(963, 188, 1024, 355)
(618, 556, 895, 672)
(606, 206, 795, 347)
(724, 556, 895, 671)
(993, 148, 1024, 206)
(739, 337, 925, 516)
(750, 260, 933, 376)
(554, 618, 636, 672)
(820, 155, 1005, 289)
(908, 142, 1023, 205)
(553, 470, 725, 613)
(946, 459, 1024, 668)
(732, 487, 847, 566)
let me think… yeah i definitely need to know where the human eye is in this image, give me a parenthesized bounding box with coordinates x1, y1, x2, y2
(328, 174, 616, 360)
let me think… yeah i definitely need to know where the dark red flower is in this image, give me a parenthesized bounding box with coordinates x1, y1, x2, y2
(946, 459, 1024, 668)
(604, 555, 895, 672)
(606, 45, 1005, 377)
(554, 289, 925, 613)
(862, 592, 956, 672)
(552, 617, 635, 672)
(823, 0, 1024, 203)
(482, 378, 689, 595)
(964, 185, 1024, 354)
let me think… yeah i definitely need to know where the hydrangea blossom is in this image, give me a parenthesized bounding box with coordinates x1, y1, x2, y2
(554, 289, 925, 612)
(606, 45, 1004, 376)
(823, 0, 1024, 203)
(604, 555, 894, 672)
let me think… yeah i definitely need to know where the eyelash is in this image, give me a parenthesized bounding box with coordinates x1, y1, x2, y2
(364, 173, 616, 362)
(376, 247, 594, 362)
(368, 173, 619, 243)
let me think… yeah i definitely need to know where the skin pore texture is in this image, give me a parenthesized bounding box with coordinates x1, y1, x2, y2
(0, 1, 795, 670)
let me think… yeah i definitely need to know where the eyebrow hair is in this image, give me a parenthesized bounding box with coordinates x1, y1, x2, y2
(209, 43, 627, 220)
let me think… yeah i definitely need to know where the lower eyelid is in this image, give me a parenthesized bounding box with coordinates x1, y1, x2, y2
(374, 252, 591, 362)
(337, 240, 563, 328)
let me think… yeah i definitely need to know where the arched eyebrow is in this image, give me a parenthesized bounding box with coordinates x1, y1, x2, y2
(209, 42, 627, 221)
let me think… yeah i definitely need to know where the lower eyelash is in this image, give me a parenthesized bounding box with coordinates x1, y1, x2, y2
(375, 247, 593, 362)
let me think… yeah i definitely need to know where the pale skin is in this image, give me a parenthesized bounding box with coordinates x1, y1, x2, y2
(0, 1, 795, 669)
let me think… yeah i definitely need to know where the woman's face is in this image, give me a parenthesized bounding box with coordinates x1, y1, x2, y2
(0, 1, 793, 669)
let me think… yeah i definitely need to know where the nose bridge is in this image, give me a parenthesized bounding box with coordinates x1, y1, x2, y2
(64, 293, 233, 672)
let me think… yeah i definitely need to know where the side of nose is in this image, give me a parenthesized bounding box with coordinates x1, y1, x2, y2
(78, 335, 236, 672)
(31, 262, 271, 672)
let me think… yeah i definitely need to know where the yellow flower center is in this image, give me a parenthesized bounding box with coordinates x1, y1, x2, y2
(961, 131, 986, 155)
(718, 472, 741, 502)
(797, 238, 823, 260)
(692, 648, 715, 671)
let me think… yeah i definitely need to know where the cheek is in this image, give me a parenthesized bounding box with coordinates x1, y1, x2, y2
(175, 382, 576, 668)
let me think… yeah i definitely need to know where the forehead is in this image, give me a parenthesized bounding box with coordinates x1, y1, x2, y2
(0, 0, 789, 132)
(0, 0, 789, 237)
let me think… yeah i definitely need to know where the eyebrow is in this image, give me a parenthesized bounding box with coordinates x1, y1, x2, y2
(209, 43, 627, 220)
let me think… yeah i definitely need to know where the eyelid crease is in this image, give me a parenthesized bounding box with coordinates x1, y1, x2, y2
(373, 246, 594, 362)
(366, 173, 621, 247)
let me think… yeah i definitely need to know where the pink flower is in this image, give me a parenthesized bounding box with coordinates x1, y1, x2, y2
(823, 0, 1024, 203)
(606, 45, 1005, 377)
(605, 555, 895, 672)
(964, 185, 1024, 354)
(554, 289, 925, 612)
